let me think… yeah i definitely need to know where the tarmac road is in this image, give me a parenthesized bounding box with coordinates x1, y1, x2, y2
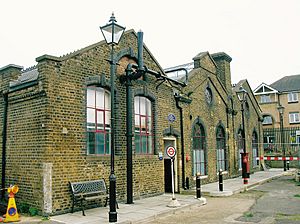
(144, 175, 300, 224)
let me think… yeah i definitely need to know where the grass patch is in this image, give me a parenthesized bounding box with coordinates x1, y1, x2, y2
(244, 212, 254, 218)
(294, 194, 300, 198)
(276, 213, 300, 221)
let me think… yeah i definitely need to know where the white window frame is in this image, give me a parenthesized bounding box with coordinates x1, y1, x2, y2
(289, 112, 300, 124)
(262, 116, 272, 125)
(260, 95, 271, 103)
(288, 92, 298, 103)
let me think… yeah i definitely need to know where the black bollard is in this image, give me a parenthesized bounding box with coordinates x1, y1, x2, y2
(218, 169, 223, 192)
(287, 161, 290, 170)
(196, 172, 201, 198)
(186, 177, 190, 189)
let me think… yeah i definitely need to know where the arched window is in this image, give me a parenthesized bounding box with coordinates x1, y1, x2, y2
(192, 123, 207, 175)
(237, 129, 244, 170)
(252, 131, 259, 167)
(216, 126, 226, 171)
(134, 96, 153, 154)
(86, 86, 111, 155)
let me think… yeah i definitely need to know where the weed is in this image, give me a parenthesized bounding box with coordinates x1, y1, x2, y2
(244, 212, 254, 218)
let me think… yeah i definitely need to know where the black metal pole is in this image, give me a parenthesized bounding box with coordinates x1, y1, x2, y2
(196, 173, 201, 198)
(109, 44, 117, 223)
(175, 97, 186, 190)
(1, 93, 8, 199)
(218, 169, 223, 191)
(280, 113, 287, 171)
(241, 102, 249, 184)
(126, 65, 133, 204)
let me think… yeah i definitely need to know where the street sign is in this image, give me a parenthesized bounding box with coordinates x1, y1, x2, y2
(167, 113, 176, 123)
(166, 146, 176, 158)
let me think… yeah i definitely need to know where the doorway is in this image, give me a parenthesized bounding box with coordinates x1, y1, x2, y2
(163, 138, 177, 193)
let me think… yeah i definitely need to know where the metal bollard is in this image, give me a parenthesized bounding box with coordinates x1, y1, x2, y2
(186, 177, 190, 189)
(218, 169, 223, 192)
(287, 161, 290, 170)
(196, 172, 201, 198)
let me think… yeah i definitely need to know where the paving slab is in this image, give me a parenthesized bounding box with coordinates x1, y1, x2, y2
(15, 168, 296, 224)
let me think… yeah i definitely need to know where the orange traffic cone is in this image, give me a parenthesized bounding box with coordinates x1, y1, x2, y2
(4, 185, 20, 223)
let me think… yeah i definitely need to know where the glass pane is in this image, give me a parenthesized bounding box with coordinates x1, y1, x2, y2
(200, 150, 204, 163)
(135, 115, 140, 131)
(146, 98, 151, 116)
(134, 97, 140, 114)
(105, 133, 111, 154)
(135, 134, 140, 153)
(87, 132, 95, 154)
(142, 136, 147, 153)
(140, 97, 146, 115)
(141, 116, 146, 132)
(147, 117, 152, 133)
(96, 133, 104, 154)
(105, 111, 111, 128)
(87, 88, 95, 107)
(105, 91, 111, 110)
(148, 136, 153, 153)
(87, 108, 95, 130)
(96, 88, 104, 109)
(200, 163, 205, 175)
(97, 111, 104, 130)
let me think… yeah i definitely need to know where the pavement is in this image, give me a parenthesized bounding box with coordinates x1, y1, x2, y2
(11, 168, 297, 224)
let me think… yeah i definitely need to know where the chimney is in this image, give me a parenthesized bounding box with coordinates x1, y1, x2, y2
(0, 64, 23, 91)
(211, 52, 232, 92)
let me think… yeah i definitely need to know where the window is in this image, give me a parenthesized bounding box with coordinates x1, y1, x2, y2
(290, 130, 300, 144)
(86, 86, 111, 155)
(260, 95, 271, 103)
(262, 116, 272, 125)
(263, 135, 275, 151)
(252, 132, 259, 167)
(289, 112, 300, 124)
(288, 92, 298, 103)
(134, 96, 153, 154)
(237, 130, 244, 170)
(192, 123, 207, 176)
(216, 126, 226, 171)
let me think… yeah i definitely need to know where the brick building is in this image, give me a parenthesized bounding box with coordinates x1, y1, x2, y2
(0, 29, 263, 215)
(254, 75, 300, 167)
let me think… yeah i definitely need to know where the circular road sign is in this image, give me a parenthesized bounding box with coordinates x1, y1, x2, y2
(166, 146, 176, 158)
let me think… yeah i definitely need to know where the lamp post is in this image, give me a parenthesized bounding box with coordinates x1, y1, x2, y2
(100, 13, 125, 223)
(277, 105, 286, 171)
(237, 86, 250, 184)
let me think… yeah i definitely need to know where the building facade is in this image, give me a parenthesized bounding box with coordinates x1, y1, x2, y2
(254, 75, 300, 166)
(0, 30, 263, 215)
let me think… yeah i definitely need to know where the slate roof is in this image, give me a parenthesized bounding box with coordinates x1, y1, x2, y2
(270, 74, 300, 92)
(9, 67, 39, 89)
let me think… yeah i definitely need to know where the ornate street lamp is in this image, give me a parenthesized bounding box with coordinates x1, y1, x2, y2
(100, 13, 125, 223)
(277, 105, 286, 171)
(237, 86, 250, 184)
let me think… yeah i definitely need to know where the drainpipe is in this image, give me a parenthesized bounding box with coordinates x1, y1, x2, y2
(175, 95, 186, 190)
(1, 92, 8, 199)
(126, 31, 144, 204)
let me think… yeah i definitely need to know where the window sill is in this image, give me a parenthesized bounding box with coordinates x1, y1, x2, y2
(289, 122, 300, 125)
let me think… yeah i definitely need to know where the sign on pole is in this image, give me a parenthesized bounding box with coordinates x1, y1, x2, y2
(166, 146, 176, 158)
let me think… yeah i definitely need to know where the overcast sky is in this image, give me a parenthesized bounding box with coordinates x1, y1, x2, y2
(1, 0, 300, 89)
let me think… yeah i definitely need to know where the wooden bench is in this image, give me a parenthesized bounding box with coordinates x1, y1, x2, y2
(69, 179, 117, 216)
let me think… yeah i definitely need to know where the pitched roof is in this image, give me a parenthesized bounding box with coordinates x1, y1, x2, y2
(270, 74, 300, 92)
(9, 67, 39, 90)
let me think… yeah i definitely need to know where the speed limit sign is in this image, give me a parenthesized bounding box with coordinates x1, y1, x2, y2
(166, 146, 176, 158)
